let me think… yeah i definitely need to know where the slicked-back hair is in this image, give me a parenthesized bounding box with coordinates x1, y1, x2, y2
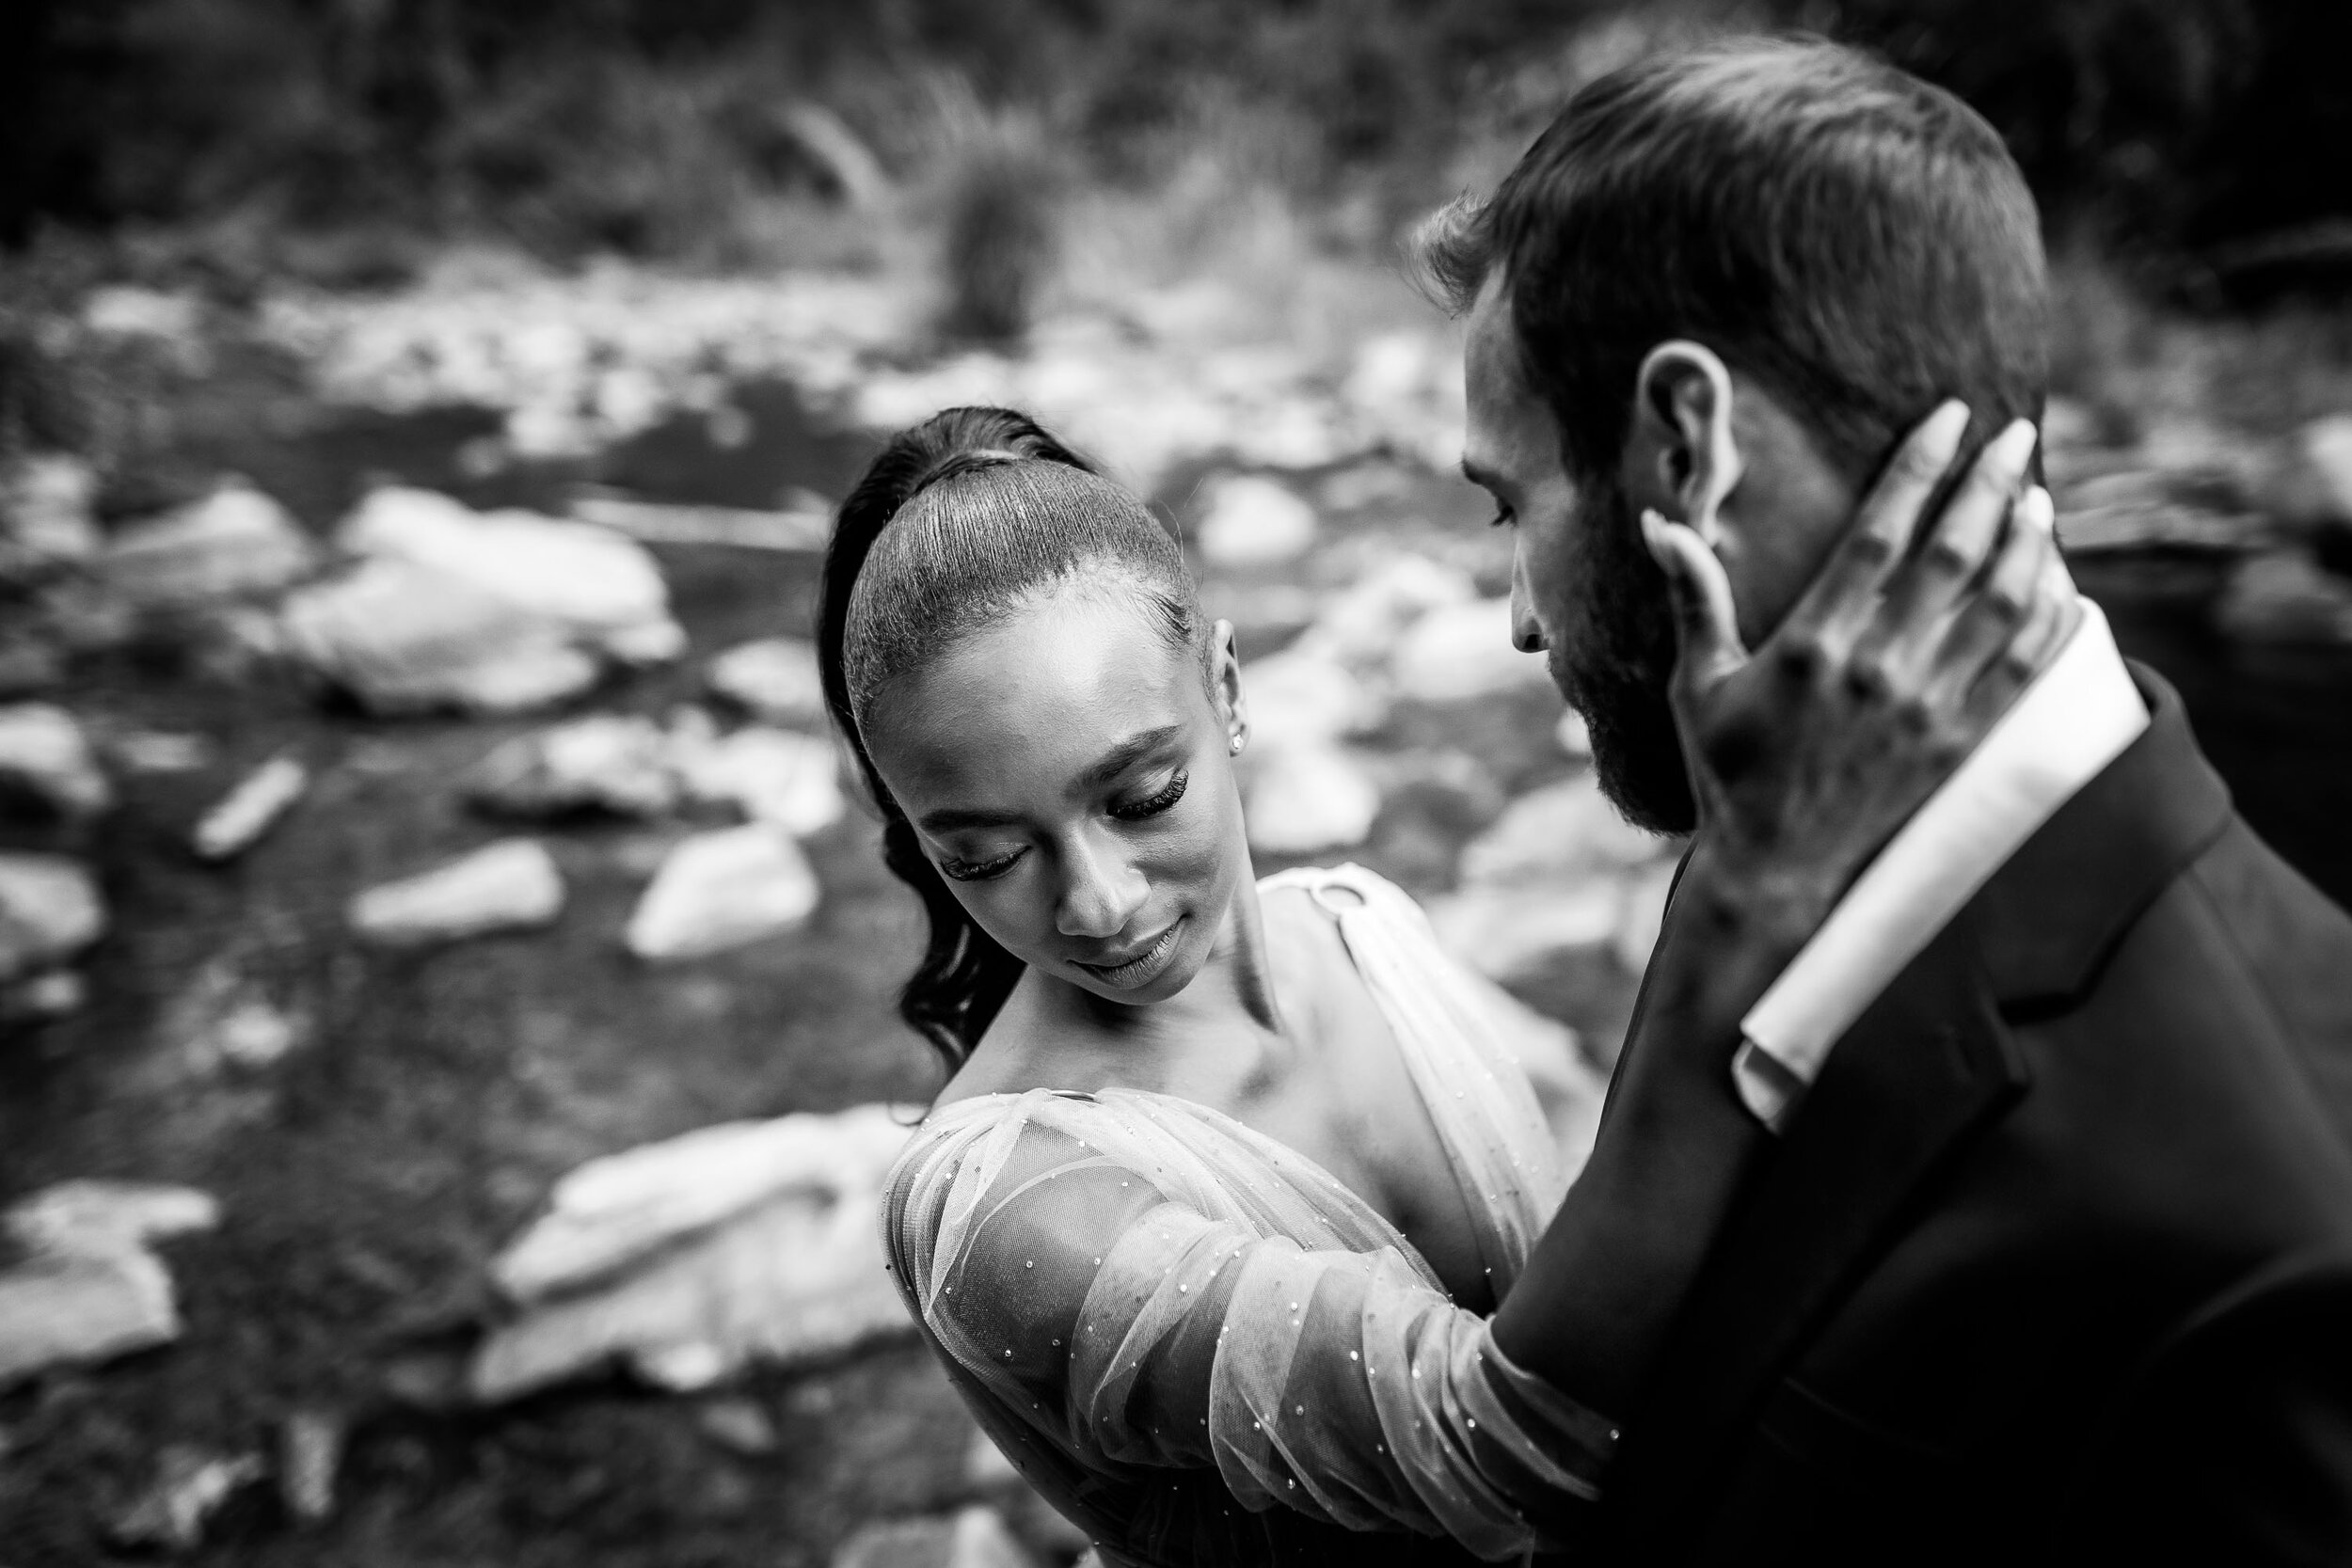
(1412, 36, 2049, 485)
(817, 407, 1205, 1072)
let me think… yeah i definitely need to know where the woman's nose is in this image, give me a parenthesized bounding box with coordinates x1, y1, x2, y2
(1056, 830, 1148, 939)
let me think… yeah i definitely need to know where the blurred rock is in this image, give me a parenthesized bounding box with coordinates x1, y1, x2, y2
(1243, 744, 1381, 856)
(0, 852, 105, 983)
(102, 482, 318, 609)
(0, 453, 100, 587)
(1303, 553, 1476, 671)
(108, 729, 215, 774)
(468, 715, 679, 819)
(0, 1181, 216, 1386)
(1458, 773, 1663, 888)
(283, 557, 604, 715)
(834, 1509, 1041, 1568)
(673, 724, 847, 835)
(0, 633, 65, 697)
(698, 1396, 781, 1456)
(1554, 710, 1592, 758)
(706, 637, 827, 727)
(155, 964, 307, 1079)
(0, 703, 113, 819)
(108, 1446, 266, 1552)
(2054, 468, 2270, 555)
(2213, 550, 2352, 646)
(2274, 414, 2352, 528)
(625, 824, 818, 960)
(1427, 882, 1628, 986)
(471, 1102, 918, 1400)
(2, 969, 87, 1023)
(192, 753, 309, 862)
(278, 1409, 343, 1526)
(337, 486, 683, 664)
(1611, 859, 1678, 975)
(7, 1180, 220, 1258)
(1195, 475, 1317, 568)
(0, 1250, 180, 1386)
(1391, 598, 1551, 703)
(1238, 650, 1382, 746)
(349, 838, 565, 946)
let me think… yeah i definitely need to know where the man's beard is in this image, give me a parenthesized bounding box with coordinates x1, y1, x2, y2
(1552, 473, 1698, 837)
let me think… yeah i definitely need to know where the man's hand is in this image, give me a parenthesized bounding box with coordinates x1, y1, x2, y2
(1641, 401, 2075, 940)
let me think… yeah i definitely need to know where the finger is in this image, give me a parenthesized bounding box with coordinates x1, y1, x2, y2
(1922, 484, 2056, 709)
(1782, 398, 1971, 641)
(1963, 504, 2079, 726)
(1865, 418, 2041, 661)
(1643, 508, 1747, 690)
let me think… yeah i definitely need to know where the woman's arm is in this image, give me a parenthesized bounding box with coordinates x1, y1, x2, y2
(1491, 408, 2074, 1415)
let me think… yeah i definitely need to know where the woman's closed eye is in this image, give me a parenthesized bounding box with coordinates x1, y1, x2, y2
(939, 846, 1026, 883)
(1109, 770, 1187, 821)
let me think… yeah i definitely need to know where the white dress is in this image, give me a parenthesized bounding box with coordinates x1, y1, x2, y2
(882, 864, 1618, 1567)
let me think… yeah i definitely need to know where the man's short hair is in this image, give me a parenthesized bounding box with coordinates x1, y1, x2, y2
(1416, 37, 2048, 484)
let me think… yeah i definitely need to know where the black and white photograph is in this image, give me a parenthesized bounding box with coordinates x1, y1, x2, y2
(4, 2, 2351, 1564)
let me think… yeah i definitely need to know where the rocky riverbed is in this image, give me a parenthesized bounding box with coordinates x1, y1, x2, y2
(4, 263, 2351, 1566)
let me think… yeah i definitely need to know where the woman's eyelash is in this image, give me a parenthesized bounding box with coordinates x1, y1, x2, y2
(940, 847, 1024, 883)
(1110, 771, 1187, 821)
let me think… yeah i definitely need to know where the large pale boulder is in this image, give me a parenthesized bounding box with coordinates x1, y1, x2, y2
(1390, 598, 1553, 703)
(1242, 743, 1381, 856)
(336, 486, 681, 662)
(1194, 474, 1318, 569)
(0, 1180, 218, 1387)
(625, 824, 820, 960)
(673, 725, 846, 836)
(1302, 552, 1476, 671)
(1238, 650, 1383, 747)
(281, 558, 603, 715)
(470, 1102, 920, 1400)
(468, 715, 680, 819)
(102, 483, 318, 609)
(0, 851, 105, 983)
(349, 839, 565, 946)
(0, 703, 113, 818)
(1456, 773, 1664, 888)
(706, 638, 827, 727)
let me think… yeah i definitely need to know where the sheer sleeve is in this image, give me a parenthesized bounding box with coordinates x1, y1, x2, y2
(883, 1090, 1620, 1562)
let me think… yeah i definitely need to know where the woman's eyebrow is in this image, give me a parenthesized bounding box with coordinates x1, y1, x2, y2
(1073, 726, 1185, 793)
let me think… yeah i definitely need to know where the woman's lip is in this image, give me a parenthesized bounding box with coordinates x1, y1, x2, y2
(1073, 917, 1186, 988)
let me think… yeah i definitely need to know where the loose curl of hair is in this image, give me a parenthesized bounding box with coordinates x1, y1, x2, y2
(817, 407, 1203, 1072)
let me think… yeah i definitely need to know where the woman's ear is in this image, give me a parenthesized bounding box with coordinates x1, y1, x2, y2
(1627, 341, 1741, 547)
(1210, 619, 1248, 755)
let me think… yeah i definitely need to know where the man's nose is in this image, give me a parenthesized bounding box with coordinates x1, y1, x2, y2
(1056, 827, 1148, 940)
(1510, 550, 1549, 654)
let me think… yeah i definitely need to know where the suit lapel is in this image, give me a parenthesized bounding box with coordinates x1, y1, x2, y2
(1606, 922, 2028, 1561)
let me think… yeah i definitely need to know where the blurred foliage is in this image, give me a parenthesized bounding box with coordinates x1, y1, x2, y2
(3, 0, 2347, 277)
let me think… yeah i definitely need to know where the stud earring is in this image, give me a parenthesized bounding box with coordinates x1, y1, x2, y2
(1229, 734, 1245, 754)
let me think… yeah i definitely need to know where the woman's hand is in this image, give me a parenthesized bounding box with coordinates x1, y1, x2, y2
(1493, 400, 2075, 1416)
(1642, 399, 2074, 944)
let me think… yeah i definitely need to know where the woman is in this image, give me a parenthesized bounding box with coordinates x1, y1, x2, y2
(821, 406, 2063, 1565)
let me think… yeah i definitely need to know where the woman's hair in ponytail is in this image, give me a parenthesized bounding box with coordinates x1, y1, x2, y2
(817, 406, 1203, 1071)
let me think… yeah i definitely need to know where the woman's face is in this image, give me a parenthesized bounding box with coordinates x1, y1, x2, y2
(862, 582, 1250, 1007)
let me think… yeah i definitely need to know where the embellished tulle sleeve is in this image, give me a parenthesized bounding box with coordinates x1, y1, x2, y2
(882, 1089, 1620, 1562)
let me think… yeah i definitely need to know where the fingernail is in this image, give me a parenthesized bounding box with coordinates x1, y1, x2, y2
(2018, 484, 2056, 530)
(1639, 508, 1673, 569)
(1924, 399, 1971, 452)
(1991, 418, 2039, 468)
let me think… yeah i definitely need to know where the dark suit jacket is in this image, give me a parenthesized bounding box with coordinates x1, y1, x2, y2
(1599, 664, 2352, 1567)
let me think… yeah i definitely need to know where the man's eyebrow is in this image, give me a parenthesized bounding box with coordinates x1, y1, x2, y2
(1073, 726, 1186, 793)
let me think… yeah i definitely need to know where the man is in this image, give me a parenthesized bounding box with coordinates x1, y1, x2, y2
(1427, 37, 2352, 1567)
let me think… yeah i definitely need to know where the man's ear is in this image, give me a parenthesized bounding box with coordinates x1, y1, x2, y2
(1626, 341, 1741, 547)
(1209, 619, 1248, 753)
